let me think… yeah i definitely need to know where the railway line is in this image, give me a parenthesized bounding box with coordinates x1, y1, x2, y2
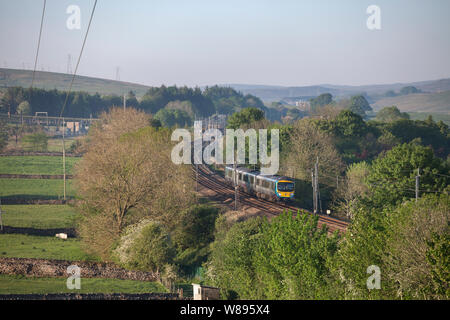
(193, 164, 349, 233)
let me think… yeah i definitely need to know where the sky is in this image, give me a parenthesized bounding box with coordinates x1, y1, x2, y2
(1, 0, 450, 87)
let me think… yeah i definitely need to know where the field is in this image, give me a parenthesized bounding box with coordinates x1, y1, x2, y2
(0, 68, 150, 98)
(0, 178, 75, 199)
(0, 205, 77, 229)
(372, 90, 450, 114)
(0, 274, 167, 294)
(0, 234, 97, 261)
(0, 154, 172, 296)
(0, 156, 79, 175)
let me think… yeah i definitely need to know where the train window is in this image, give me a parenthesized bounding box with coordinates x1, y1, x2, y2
(239, 173, 242, 180)
(244, 174, 248, 182)
(250, 176, 254, 184)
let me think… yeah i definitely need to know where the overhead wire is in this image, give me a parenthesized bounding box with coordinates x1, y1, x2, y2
(30, 0, 47, 89)
(59, 0, 98, 118)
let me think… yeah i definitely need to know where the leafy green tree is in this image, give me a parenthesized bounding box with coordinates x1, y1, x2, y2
(384, 90, 397, 97)
(127, 222, 175, 273)
(207, 216, 264, 299)
(384, 194, 449, 299)
(367, 142, 449, 207)
(227, 107, 265, 129)
(154, 108, 192, 127)
(254, 212, 339, 299)
(309, 93, 333, 111)
(333, 110, 368, 137)
(400, 86, 420, 95)
(375, 106, 409, 122)
(0, 119, 9, 151)
(17, 101, 31, 115)
(351, 95, 371, 110)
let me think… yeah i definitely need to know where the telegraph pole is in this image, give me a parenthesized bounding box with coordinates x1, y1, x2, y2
(311, 169, 316, 214)
(123, 94, 126, 110)
(234, 151, 239, 211)
(196, 164, 199, 192)
(415, 168, 420, 202)
(62, 117, 66, 201)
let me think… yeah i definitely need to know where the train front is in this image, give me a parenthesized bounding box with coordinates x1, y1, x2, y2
(276, 179, 295, 201)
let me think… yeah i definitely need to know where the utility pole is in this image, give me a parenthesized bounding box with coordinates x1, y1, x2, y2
(415, 168, 420, 202)
(0, 199, 3, 231)
(234, 151, 239, 211)
(316, 158, 322, 214)
(62, 117, 66, 201)
(196, 164, 199, 192)
(311, 169, 316, 214)
(123, 94, 126, 110)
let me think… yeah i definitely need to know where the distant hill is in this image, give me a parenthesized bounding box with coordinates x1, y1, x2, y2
(1, 68, 449, 115)
(0, 68, 151, 97)
(372, 91, 450, 114)
(229, 78, 450, 103)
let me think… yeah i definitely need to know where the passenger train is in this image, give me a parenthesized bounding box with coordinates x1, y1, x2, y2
(224, 166, 295, 202)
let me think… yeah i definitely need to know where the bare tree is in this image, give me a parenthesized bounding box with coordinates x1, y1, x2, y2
(75, 108, 194, 258)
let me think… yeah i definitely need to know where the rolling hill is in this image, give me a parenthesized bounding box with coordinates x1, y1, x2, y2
(0, 68, 151, 97)
(372, 91, 450, 113)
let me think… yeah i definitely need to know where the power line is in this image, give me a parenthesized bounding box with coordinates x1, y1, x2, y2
(59, 0, 98, 118)
(30, 0, 46, 89)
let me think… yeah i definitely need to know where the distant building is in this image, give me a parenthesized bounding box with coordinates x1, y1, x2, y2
(192, 283, 220, 300)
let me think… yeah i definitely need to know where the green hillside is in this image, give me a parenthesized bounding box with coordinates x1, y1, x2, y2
(0, 68, 151, 98)
(372, 91, 450, 114)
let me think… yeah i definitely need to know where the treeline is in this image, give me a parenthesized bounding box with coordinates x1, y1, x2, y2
(0, 85, 266, 121)
(205, 107, 449, 299)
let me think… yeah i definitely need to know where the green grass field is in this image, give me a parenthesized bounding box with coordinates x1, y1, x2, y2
(46, 138, 78, 153)
(0, 234, 97, 261)
(0, 205, 77, 229)
(0, 274, 168, 294)
(0, 156, 80, 175)
(0, 178, 75, 199)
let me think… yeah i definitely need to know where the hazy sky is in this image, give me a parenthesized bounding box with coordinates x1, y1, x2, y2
(1, 0, 450, 87)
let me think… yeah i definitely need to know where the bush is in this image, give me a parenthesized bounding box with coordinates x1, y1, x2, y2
(126, 222, 175, 273)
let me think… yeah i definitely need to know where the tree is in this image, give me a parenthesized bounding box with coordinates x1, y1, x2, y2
(334, 162, 371, 219)
(375, 106, 409, 122)
(226, 107, 265, 129)
(75, 108, 194, 258)
(333, 110, 368, 137)
(309, 93, 333, 111)
(17, 101, 31, 115)
(367, 142, 449, 207)
(285, 119, 344, 188)
(0, 119, 9, 151)
(207, 216, 264, 299)
(254, 212, 339, 299)
(384, 194, 449, 299)
(154, 108, 192, 127)
(400, 86, 420, 95)
(127, 222, 175, 273)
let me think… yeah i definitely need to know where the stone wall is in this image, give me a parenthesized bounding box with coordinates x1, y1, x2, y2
(0, 293, 186, 300)
(0, 257, 159, 282)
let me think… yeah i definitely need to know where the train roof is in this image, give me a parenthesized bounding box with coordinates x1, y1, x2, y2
(225, 166, 293, 182)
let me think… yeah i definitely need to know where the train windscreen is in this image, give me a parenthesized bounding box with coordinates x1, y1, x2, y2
(277, 182, 294, 192)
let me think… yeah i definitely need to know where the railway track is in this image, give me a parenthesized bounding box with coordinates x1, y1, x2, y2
(193, 164, 349, 233)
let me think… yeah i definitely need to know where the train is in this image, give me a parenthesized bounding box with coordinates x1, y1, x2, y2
(224, 166, 295, 202)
